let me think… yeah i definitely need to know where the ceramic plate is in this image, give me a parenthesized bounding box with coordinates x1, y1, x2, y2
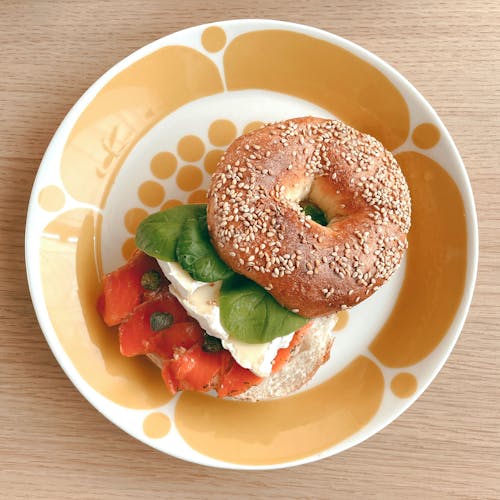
(25, 19, 478, 469)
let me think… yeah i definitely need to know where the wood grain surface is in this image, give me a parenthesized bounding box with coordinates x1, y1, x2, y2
(1, 1, 499, 498)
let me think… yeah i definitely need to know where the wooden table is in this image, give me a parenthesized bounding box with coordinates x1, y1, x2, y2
(1, 1, 499, 498)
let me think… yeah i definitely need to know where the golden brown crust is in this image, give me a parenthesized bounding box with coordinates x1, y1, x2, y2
(207, 117, 411, 317)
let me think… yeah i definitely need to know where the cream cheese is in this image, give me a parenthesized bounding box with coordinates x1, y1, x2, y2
(157, 260, 295, 377)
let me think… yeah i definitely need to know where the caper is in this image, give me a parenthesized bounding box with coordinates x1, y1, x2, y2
(150, 312, 173, 332)
(202, 334, 223, 353)
(141, 270, 161, 291)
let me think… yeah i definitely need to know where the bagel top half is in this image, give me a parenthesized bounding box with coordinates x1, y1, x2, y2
(207, 117, 411, 318)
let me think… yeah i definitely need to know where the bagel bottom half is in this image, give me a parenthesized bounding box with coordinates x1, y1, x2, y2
(147, 315, 336, 402)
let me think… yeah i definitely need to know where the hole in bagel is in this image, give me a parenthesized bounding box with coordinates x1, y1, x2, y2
(291, 176, 348, 227)
(309, 176, 350, 226)
(299, 201, 328, 226)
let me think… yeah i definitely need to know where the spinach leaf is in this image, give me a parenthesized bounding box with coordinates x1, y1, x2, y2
(176, 216, 234, 282)
(219, 274, 309, 344)
(302, 202, 328, 226)
(135, 204, 206, 261)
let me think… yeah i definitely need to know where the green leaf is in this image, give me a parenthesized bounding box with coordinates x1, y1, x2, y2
(219, 274, 309, 344)
(135, 204, 207, 261)
(302, 202, 328, 226)
(176, 216, 234, 282)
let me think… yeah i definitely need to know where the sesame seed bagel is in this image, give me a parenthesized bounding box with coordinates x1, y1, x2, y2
(207, 117, 411, 318)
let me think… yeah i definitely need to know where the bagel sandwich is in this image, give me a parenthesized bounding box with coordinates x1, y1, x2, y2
(98, 117, 411, 401)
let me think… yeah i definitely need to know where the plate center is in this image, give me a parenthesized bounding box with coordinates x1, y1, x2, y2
(100, 88, 404, 390)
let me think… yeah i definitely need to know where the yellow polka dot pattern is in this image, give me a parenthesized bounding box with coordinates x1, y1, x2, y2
(204, 149, 224, 174)
(38, 185, 65, 212)
(124, 119, 267, 252)
(143, 412, 171, 439)
(391, 373, 418, 398)
(161, 199, 183, 211)
(138, 181, 165, 207)
(177, 135, 205, 162)
(201, 26, 227, 53)
(151, 152, 177, 179)
(188, 190, 208, 204)
(208, 119, 237, 146)
(124, 208, 148, 234)
(122, 238, 136, 260)
(412, 123, 441, 149)
(243, 121, 265, 134)
(177, 165, 203, 191)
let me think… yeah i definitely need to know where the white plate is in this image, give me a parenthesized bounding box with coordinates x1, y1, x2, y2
(25, 19, 478, 469)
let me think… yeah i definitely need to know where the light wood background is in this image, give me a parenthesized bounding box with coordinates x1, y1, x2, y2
(1, 1, 499, 498)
